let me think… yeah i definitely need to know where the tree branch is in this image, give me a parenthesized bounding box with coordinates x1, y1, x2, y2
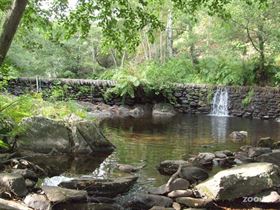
(245, 24, 261, 53)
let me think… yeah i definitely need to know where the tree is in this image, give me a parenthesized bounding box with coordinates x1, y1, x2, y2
(218, 0, 280, 84)
(0, 0, 28, 65)
(0, 0, 269, 68)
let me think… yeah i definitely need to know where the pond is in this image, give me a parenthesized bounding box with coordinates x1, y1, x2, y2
(99, 114, 280, 187)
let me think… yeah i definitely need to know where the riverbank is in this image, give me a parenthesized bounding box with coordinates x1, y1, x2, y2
(0, 139, 280, 210)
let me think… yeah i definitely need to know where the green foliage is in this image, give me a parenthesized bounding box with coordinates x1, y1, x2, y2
(0, 62, 19, 90)
(98, 55, 258, 101)
(101, 67, 144, 99)
(0, 139, 9, 149)
(242, 89, 254, 107)
(198, 56, 256, 85)
(0, 93, 88, 123)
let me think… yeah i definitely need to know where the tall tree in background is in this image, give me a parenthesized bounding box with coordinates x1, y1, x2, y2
(0, 0, 28, 65)
(0, 0, 269, 69)
(166, 8, 173, 58)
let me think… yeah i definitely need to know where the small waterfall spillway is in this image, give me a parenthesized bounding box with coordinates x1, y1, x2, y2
(210, 87, 229, 116)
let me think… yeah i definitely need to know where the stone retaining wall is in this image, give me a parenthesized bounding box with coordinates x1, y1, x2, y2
(4, 77, 280, 120)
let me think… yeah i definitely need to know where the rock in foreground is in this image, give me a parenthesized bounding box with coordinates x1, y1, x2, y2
(59, 176, 138, 197)
(16, 117, 115, 154)
(157, 160, 189, 175)
(0, 173, 28, 197)
(42, 186, 87, 204)
(196, 162, 280, 201)
(125, 194, 173, 210)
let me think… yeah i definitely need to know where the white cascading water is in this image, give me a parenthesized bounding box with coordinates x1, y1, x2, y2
(210, 87, 229, 117)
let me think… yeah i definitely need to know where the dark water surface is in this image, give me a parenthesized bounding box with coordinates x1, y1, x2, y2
(100, 114, 280, 186)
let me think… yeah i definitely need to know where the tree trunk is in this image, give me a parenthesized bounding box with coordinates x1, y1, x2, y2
(0, 0, 28, 66)
(256, 24, 266, 85)
(110, 49, 118, 67)
(121, 51, 126, 68)
(159, 30, 163, 63)
(141, 32, 149, 61)
(188, 23, 199, 67)
(166, 9, 173, 58)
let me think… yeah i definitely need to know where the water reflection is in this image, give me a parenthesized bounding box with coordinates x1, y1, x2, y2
(210, 116, 229, 142)
(101, 114, 280, 185)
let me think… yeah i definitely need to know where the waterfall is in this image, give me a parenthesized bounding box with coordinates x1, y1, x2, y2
(210, 87, 229, 117)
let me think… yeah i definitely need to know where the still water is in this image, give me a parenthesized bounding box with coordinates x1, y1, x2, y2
(99, 114, 280, 186)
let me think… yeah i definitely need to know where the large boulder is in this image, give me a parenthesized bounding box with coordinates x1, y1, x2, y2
(59, 176, 138, 197)
(196, 163, 280, 201)
(75, 120, 115, 153)
(0, 173, 28, 197)
(16, 117, 115, 154)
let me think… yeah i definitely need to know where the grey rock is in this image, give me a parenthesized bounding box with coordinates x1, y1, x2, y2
(24, 194, 51, 210)
(87, 203, 123, 210)
(157, 160, 189, 175)
(256, 190, 280, 203)
(17, 117, 70, 153)
(152, 103, 177, 117)
(255, 150, 280, 166)
(168, 178, 190, 191)
(191, 153, 215, 167)
(196, 163, 280, 201)
(116, 164, 144, 173)
(75, 120, 115, 153)
(257, 137, 274, 148)
(11, 169, 38, 181)
(248, 147, 272, 158)
(176, 197, 212, 208)
(16, 117, 115, 154)
(179, 167, 209, 184)
(0, 198, 32, 210)
(239, 145, 252, 152)
(172, 202, 181, 210)
(272, 141, 280, 149)
(229, 131, 247, 142)
(213, 157, 235, 168)
(168, 190, 193, 198)
(214, 151, 227, 158)
(24, 179, 36, 188)
(42, 186, 87, 204)
(59, 176, 138, 197)
(149, 206, 175, 210)
(149, 178, 190, 195)
(234, 151, 254, 164)
(0, 173, 27, 197)
(126, 194, 173, 210)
